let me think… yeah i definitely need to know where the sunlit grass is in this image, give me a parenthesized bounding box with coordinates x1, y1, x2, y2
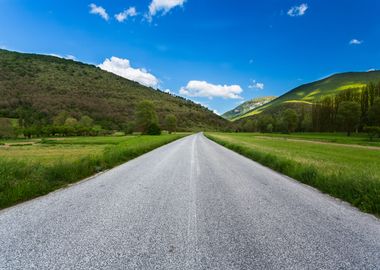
(206, 132, 380, 216)
(0, 134, 187, 209)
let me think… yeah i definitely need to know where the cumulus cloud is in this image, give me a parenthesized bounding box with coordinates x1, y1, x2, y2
(349, 39, 363, 45)
(147, 0, 186, 20)
(179, 80, 243, 99)
(98, 57, 159, 88)
(248, 80, 264, 90)
(287, 3, 308, 17)
(89, 3, 109, 21)
(115, 7, 138, 22)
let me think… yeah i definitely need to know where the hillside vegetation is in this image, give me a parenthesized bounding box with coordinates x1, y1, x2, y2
(0, 49, 228, 132)
(237, 71, 380, 119)
(222, 96, 276, 120)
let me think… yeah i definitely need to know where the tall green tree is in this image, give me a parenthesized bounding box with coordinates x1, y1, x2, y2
(165, 114, 177, 134)
(257, 115, 274, 133)
(0, 118, 15, 138)
(282, 109, 298, 133)
(337, 101, 361, 136)
(369, 97, 380, 126)
(135, 100, 159, 134)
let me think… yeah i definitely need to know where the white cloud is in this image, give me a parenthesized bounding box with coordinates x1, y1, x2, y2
(48, 54, 77, 60)
(248, 80, 264, 90)
(349, 39, 363, 45)
(213, 109, 220, 115)
(89, 3, 109, 21)
(164, 89, 172, 93)
(179, 80, 243, 99)
(65, 55, 77, 60)
(287, 3, 308, 17)
(98, 57, 159, 88)
(147, 0, 185, 20)
(367, 68, 376, 72)
(115, 7, 138, 22)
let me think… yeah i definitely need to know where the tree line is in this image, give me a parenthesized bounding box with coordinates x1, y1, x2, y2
(0, 100, 177, 138)
(238, 81, 380, 137)
(312, 82, 380, 135)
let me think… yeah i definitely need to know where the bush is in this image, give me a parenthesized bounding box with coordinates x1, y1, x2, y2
(363, 126, 380, 141)
(146, 123, 161, 135)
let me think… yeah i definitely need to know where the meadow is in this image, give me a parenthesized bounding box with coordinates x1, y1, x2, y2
(248, 132, 380, 147)
(205, 132, 380, 216)
(0, 134, 187, 209)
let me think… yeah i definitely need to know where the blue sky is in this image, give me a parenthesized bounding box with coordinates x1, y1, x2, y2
(1, 0, 379, 114)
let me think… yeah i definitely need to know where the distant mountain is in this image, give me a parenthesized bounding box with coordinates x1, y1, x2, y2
(222, 96, 276, 120)
(235, 71, 380, 120)
(0, 49, 229, 131)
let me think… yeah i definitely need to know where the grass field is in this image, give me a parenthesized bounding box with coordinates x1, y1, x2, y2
(0, 134, 187, 209)
(248, 132, 380, 147)
(205, 132, 380, 216)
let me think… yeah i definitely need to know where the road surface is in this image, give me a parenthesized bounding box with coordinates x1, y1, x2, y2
(0, 133, 379, 269)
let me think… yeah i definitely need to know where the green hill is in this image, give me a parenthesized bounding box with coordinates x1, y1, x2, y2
(236, 71, 380, 120)
(0, 49, 229, 131)
(222, 96, 276, 120)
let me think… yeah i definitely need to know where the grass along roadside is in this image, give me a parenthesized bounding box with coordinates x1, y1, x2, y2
(245, 132, 380, 147)
(0, 134, 187, 209)
(205, 132, 380, 216)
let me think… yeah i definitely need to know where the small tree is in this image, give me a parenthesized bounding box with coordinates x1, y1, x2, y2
(124, 122, 135, 135)
(165, 114, 177, 134)
(266, 123, 273, 133)
(64, 117, 78, 127)
(282, 109, 298, 133)
(79, 115, 94, 128)
(53, 111, 70, 125)
(146, 123, 161, 135)
(369, 97, 380, 126)
(337, 101, 361, 136)
(135, 100, 159, 134)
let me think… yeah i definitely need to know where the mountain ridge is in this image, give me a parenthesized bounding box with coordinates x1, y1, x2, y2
(0, 49, 229, 131)
(234, 70, 380, 120)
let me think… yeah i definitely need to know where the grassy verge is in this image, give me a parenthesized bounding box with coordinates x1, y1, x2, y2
(0, 134, 187, 209)
(205, 133, 380, 216)
(248, 132, 380, 147)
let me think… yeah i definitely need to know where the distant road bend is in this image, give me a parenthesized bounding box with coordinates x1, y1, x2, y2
(0, 133, 379, 269)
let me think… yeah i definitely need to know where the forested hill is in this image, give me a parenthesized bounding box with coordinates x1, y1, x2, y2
(0, 49, 228, 131)
(236, 70, 380, 120)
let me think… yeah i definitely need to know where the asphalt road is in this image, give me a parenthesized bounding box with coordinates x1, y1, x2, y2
(0, 133, 379, 269)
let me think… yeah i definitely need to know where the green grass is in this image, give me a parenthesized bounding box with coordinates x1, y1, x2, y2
(0, 134, 187, 209)
(205, 132, 380, 216)
(249, 132, 380, 147)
